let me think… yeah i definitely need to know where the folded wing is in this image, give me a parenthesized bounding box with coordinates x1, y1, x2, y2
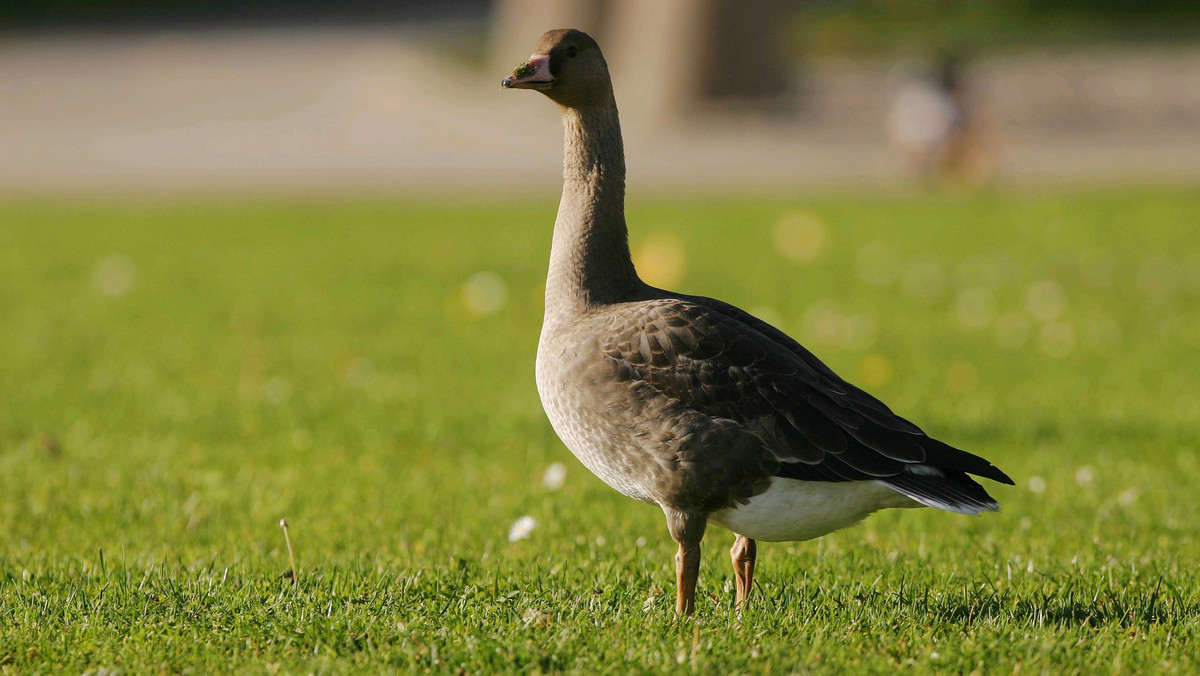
(597, 296, 1013, 513)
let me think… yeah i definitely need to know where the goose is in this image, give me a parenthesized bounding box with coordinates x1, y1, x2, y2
(502, 29, 1013, 615)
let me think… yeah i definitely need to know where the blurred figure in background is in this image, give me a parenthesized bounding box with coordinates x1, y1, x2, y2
(887, 56, 994, 190)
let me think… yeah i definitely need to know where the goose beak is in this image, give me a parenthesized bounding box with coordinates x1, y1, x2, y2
(502, 53, 553, 90)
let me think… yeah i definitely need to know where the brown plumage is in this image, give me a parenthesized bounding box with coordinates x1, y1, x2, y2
(503, 28, 1012, 615)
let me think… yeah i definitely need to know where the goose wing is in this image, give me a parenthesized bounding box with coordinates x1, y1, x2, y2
(597, 296, 1013, 511)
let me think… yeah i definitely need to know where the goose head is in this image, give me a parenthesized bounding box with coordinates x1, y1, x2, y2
(501, 29, 613, 109)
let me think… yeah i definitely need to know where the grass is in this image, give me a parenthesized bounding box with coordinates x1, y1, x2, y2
(1, 188, 1198, 673)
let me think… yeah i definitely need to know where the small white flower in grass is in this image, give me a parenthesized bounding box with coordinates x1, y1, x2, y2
(508, 515, 536, 542)
(1118, 488, 1139, 506)
(930, 652, 940, 660)
(1075, 466, 1095, 486)
(542, 462, 567, 491)
(635, 536, 647, 548)
(522, 608, 550, 627)
(1028, 476, 1046, 494)
(595, 536, 606, 547)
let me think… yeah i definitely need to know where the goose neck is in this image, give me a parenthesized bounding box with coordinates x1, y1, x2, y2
(545, 101, 640, 314)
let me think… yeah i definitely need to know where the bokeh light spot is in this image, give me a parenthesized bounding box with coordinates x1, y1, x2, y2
(462, 270, 509, 316)
(633, 232, 686, 288)
(1026, 279, 1067, 322)
(802, 299, 844, 346)
(858, 354, 894, 389)
(773, 210, 828, 263)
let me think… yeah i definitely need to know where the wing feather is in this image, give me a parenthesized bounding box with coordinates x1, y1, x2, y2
(596, 296, 1013, 507)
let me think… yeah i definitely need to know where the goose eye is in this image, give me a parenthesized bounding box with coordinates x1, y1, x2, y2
(566, 45, 578, 58)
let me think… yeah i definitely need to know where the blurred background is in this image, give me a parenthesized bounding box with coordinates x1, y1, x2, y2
(3, 5, 1199, 670)
(2, 0, 1199, 199)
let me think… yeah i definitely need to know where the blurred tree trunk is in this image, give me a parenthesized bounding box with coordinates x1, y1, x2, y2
(489, 0, 793, 127)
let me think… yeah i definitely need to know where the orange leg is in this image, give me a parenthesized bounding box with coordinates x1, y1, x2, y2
(675, 540, 702, 615)
(663, 508, 707, 615)
(730, 534, 756, 606)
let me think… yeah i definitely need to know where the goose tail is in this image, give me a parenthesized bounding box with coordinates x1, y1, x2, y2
(882, 469, 1002, 515)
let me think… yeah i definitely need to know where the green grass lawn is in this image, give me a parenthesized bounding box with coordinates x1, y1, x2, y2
(1, 188, 1198, 673)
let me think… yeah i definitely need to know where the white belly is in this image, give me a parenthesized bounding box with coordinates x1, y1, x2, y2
(710, 477, 920, 542)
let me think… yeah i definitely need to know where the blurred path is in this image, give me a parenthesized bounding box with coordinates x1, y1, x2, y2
(1, 28, 1198, 199)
